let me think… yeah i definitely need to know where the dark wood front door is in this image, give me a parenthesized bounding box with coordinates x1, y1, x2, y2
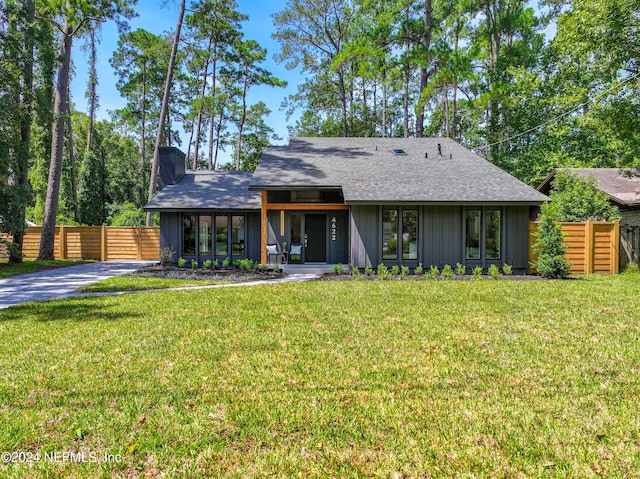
(305, 214, 326, 262)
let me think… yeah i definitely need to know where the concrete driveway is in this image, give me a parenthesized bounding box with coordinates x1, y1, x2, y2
(0, 261, 156, 310)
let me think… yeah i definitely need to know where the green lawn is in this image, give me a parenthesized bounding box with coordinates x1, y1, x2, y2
(1, 275, 639, 478)
(76, 276, 227, 292)
(0, 259, 92, 279)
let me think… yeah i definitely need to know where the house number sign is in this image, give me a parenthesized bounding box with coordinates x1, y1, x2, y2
(331, 216, 337, 241)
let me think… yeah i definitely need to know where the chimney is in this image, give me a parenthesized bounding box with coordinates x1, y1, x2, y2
(158, 146, 186, 190)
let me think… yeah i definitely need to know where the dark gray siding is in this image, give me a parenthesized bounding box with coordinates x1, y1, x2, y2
(422, 205, 464, 267)
(246, 212, 261, 262)
(350, 205, 379, 268)
(327, 211, 349, 264)
(160, 212, 181, 254)
(504, 206, 530, 270)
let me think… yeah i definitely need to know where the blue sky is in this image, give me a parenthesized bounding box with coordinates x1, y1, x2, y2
(70, 0, 303, 164)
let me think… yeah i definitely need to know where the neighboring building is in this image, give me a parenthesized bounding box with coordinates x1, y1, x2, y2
(146, 138, 549, 272)
(538, 168, 640, 227)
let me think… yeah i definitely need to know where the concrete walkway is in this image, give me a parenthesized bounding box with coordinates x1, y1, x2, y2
(0, 262, 320, 310)
(0, 261, 156, 310)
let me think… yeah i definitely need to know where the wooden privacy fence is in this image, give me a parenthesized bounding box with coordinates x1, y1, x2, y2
(529, 221, 620, 274)
(8, 226, 160, 261)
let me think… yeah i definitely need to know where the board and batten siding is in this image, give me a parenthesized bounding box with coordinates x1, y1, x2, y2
(349, 204, 532, 270)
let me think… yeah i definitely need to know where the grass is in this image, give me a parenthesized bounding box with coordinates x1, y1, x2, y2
(0, 259, 92, 279)
(76, 276, 227, 292)
(1, 275, 639, 477)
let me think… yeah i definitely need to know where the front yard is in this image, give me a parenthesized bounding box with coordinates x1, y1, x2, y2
(1, 275, 639, 478)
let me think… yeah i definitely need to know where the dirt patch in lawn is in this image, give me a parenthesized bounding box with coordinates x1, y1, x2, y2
(131, 265, 285, 282)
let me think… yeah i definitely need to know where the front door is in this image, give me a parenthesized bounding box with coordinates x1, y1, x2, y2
(304, 214, 326, 262)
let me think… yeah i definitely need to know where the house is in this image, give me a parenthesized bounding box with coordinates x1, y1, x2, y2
(145, 138, 549, 272)
(537, 168, 640, 227)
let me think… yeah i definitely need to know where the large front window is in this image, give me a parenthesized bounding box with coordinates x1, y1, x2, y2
(382, 209, 398, 260)
(485, 209, 501, 260)
(215, 215, 228, 256)
(465, 209, 481, 260)
(183, 214, 196, 256)
(232, 215, 245, 256)
(402, 209, 418, 260)
(199, 215, 212, 255)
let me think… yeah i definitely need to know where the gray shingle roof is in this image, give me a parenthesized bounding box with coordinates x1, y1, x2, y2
(538, 168, 640, 207)
(145, 171, 261, 211)
(250, 137, 549, 203)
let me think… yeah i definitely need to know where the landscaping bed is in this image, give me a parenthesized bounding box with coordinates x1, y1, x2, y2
(131, 264, 285, 282)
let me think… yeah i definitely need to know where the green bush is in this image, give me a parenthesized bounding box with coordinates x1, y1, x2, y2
(399, 265, 410, 279)
(488, 264, 501, 279)
(191, 260, 199, 270)
(547, 171, 621, 222)
(455, 262, 466, 275)
(441, 264, 453, 280)
(203, 259, 213, 269)
(472, 266, 483, 280)
(424, 265, 439, 280)
(502, 264, 513, 275)
(414, 263, 423, 275)
(377, 263, 390, 280)
(159, 247, 175, 267)
(364, 266, 374, 276)
(352, 266, 361, 279)
(177, 257, 187, 268)
(533, 206, 571, 279)
(222, 257, 230, 269)
(390, 265, 400, 276)
(333, 263, 345, 275)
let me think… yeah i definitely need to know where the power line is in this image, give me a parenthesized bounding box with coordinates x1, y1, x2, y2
(474, 71, 640, 155)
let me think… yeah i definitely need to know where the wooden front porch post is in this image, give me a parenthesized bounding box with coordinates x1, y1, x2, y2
(261, 191, 267, 264)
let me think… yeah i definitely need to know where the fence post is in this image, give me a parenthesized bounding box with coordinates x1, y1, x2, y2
(585, 220, 594, 274)
(137, 227, 142, 260)
(612, 221, 620, 274)
(101, 225, 107, 262)
(59, 225, 66, 260)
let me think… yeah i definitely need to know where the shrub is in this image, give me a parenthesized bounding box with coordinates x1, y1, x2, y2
(177, 257, 187, 268)
(502, 263, 513, 275)
(191, 259, 199, 269)
(159, 246, 175, 267)
(455, 262, 466, 275)
(424, 265, 439, 280)
(377, 263, 390, 280)
(3, 240, 24, 264)
(203, 259, 213, 269)
(441, 264, 453, 280)
(352, 266, 361, 279)
(222, 257, 230, 269)
(212, 259, 219, 269)
(488, 264, 501, 279)
(364, 266, 374, 276)
(414, 263, 423, 275)
(333, 263, 345, 275)
(390, 265, 400, 276)
(623, 263, 639, 274)
(472, 266, 483, 280)
(533, 206, 571, 279)
(400, 265, 410, 279)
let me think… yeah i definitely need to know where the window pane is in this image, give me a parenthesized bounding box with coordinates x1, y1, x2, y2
(215, 215, 228, 256)
(290, 214, 301, 245)
(382, 209, 398, 260)
(232, 215, 245, 256)
(465, 210, 481, 260)
(198, 215, 212, 256)
(486, 209, 501, 260)
(402, 209, 418, 260)
(183, 214, 196, 256)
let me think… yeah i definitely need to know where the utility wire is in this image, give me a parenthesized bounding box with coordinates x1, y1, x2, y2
(474, 70, 640, 155)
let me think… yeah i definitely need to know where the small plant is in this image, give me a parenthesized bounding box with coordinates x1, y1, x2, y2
(233, 259, 241, 268)
(424, 265, 439, 280)
(441, 264, 454, 280)
(472, 265, 483, 280)
(390, 265, 400, 276)
(212, 259, 219, 269)
(222, 257, 230, 269)
(414, 263, 423, 275)
(502, 263, 513, 275)
(352, 266, 362, 279)
(191, 259, 199, 269)
(159, 246, 176, 267)
(455, 262, 466, 275)
(236, 258, 254, 270)
(333, 263, 345, 275)
(364, 266, 374, 276)
(177, 257, 187, 268)
(399, 265, 410, 279)
(203, 259, 212, 269)
(274, 263, 280, 272)
(488, 264, 501, 279)
(377, 263, 390, 280)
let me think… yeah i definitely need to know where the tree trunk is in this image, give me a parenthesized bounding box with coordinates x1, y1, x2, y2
(66, 87, 79, 221)
(85, 28, 98, 154)
(415, 0, 433, 138)
(381, 70, 387, 138)
(403, 44, 410, 138)
(235, 74, 249, 170)
(338, 67, 347, 137)
(38, 22, 73, 260)
(13, 0, 36, 258)
(140, 62, 147, 205)
(193, 35, 213, 170)
(213, 109, 224, 170)
(146, 0, 186, 226)
(207, 48, 219, 168)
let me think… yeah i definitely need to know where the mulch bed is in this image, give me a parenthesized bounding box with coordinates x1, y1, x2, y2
(319, 273, 546, 281)
(131, 265, 285, 282)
